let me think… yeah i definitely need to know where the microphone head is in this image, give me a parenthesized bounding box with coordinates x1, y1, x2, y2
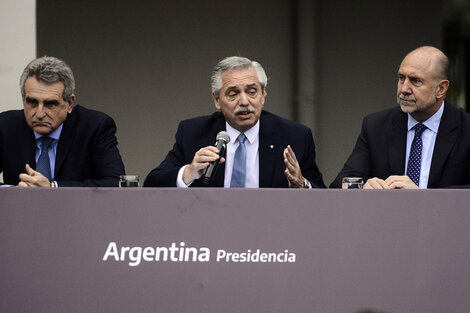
(216, 131, 230, 143)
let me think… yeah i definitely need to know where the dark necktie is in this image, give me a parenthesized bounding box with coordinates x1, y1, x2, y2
(406, 123, 426, 186)
(230, 133, 246, 188)
(36, 136, 54, 180)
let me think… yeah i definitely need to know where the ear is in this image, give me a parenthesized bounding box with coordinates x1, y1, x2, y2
(67, 94, 75, 114)
(212, 93, 221, 110)
(436, 80, 449, 99)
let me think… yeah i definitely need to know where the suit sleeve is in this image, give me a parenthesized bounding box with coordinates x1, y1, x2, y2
(143, 122, 187, 187)
(58, 115, 125, 187)
(301, 129, 326, 188)
(330, 117, 372, 188)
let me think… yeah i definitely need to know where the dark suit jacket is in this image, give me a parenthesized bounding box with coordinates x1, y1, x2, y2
(0, 105, 125, 187)
(144, 110, 325, 188)
(330, 104, 470, 188)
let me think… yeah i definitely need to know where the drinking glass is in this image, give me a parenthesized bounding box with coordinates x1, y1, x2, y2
(119, 175, 140, 187)
(342, 177, 364, 189)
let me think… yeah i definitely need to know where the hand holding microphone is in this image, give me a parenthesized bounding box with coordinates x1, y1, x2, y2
(182, 131, 230, 185)
(203, 131, 230, 184)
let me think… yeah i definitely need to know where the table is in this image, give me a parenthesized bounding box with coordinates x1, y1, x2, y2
(1, 188, 470, 313)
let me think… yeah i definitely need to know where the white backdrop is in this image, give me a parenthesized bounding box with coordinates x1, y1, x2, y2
(0, 0, 36, 112)
(0, 0, 35, 182)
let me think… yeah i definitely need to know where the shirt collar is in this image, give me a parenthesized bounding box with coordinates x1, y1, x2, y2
(407, 101, 444, 134)
(225, 120, 260, 144)
(34, 123, 63, 141)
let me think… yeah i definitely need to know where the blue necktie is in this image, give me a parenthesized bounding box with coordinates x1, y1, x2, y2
(36, 136, 54, 180)
(406, 123, 426, 186)
(230, 133, 246, 188)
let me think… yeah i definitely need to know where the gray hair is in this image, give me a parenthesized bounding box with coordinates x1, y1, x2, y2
(436, 52, 449, 80)
(211, 56, 268, 97)
(20, 56, 75, 101)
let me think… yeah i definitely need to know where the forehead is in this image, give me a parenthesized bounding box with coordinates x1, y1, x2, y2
(221, 67, 261, 89)
(398, 52, 435, 77)
(24, 76, 65, 99)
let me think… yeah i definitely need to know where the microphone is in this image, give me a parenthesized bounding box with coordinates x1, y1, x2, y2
(203, 131, 230, 184)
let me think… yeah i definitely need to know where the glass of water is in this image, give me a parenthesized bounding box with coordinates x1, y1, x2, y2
(119, 175, 140, 187)
(342, 177, 364, 189)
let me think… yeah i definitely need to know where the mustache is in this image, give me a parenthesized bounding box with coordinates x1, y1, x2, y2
(399, 94, 416, 102)
(234, 106, 256, 114)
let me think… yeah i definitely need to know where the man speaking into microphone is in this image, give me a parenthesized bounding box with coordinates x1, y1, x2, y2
(143, 56, 325, 188)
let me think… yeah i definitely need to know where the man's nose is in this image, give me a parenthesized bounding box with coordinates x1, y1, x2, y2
(35, 104, 46, 118)
(239, 92, 249, 105)
(399, 79, 411, 94)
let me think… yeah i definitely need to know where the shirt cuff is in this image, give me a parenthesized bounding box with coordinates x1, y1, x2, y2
(176, 165, 190, 188)
(304, 178, 312, 189)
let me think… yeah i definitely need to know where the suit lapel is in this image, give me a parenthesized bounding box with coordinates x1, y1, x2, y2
(259, 114, 277, 188)
(212, 161, 226, 187)
(428, 104, 459, 186)
(210, 114, 227, 187)
(55, 110, 77, 178)
(387, 109, 407, 175)
(19, 123, 36, 168)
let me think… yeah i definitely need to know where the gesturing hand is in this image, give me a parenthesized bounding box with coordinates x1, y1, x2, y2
(283, 145, 305, 188)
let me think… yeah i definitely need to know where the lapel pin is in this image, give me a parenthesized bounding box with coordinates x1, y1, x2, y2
(270, 145, 274, 149)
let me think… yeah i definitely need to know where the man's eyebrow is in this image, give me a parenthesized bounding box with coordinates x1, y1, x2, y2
(44, 99, 60, 105)
(225, 86, 239, 92)
(25, 96, 38, 103)
(397, 72, 423, 79)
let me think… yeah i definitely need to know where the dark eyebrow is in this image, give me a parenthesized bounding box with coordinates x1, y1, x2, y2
(246, 83, 259, 89)
(25, 96, 38, 104)
(44, 99, 60, 105)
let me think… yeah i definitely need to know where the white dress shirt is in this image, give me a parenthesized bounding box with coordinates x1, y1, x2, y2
(223, 121, 259, 188)
(405, 102, 444, 189)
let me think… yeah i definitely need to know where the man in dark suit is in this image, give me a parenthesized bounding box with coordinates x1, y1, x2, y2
(0, 56, 125, 187)
(331, 46, 470, 189)
(144, 56, 325, 188)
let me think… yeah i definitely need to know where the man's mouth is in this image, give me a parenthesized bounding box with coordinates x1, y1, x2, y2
(236, 111, 253, 120)
(32, 121, 51, 127)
